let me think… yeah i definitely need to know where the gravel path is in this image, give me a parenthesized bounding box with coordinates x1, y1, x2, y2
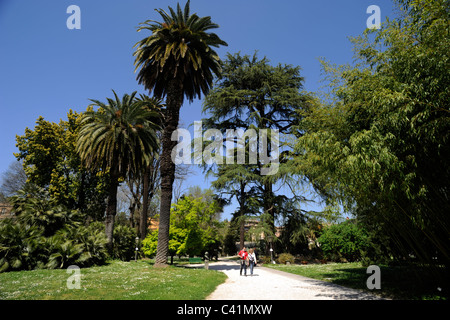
(204, 260, 384, 300)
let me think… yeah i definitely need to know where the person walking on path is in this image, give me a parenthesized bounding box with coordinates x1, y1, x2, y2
(248, 248, 257, 276)
(238, 247, 248, 276)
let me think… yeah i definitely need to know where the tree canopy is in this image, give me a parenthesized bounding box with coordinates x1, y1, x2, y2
(202, 52, 314, 252)
(295, 0, 449, 268)
(14, 110, 108, 220)
(142, 188, 224, 262)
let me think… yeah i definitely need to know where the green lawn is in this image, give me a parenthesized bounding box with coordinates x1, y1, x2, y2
(0, 260, 226, 300)
(263, 262, 448, 300)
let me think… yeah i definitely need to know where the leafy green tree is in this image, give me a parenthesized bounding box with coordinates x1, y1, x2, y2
(133, 0, 227, 266)
(14, 110, 108, 220)
(142, 230, 158, 258)
(15, 116, 65, 188)
(171, 193, 222, 256)
(142, 225, 187, 264)
(76, 91, 161, 250)
(142, 189, 223, 262)
(211, 164, 260, 250)
(277, 209, 309, 254)
(317, 220, 370, 262)
(296, 0, 449, 269)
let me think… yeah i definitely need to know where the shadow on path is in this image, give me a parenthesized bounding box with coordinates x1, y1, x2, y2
(208, 262, 240, 271)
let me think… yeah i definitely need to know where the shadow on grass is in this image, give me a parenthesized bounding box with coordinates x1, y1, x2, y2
(322, 265, 448, 300)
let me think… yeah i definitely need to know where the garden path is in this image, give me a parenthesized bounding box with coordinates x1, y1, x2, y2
(203, 260, 385, 300)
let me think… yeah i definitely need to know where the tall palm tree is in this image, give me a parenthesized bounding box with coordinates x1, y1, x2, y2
(77, 90, 161, 250)
(133, 0, 227, 266)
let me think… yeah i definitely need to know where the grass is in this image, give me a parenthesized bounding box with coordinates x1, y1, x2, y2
(0, 260, 226, 300)
(263, 262, 448, 300)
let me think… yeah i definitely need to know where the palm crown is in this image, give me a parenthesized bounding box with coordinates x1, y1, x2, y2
(77, 90, 161, 179)
(133, 0, 227, 102)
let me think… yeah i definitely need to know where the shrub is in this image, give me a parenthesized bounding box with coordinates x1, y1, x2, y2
(46, 237, 85, 269)
(48, 227, 106, 268)
(259, 256, 272, 264)
(0, 219, 45, 272)
(317, 220, 369, 262)
(277, 253, 295, 264)
(112, 225, 138, 261)
(0, 187, 108, 272)
(141, 231, 158, 258)
(0, 219, 109, 272)
(81, 224, 108, 265)
(10, 186, 84, 237)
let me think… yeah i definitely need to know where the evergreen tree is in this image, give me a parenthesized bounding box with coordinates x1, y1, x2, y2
(202, 52, 311, 239)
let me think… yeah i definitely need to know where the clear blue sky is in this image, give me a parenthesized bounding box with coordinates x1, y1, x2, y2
(0, 0, 396, 221)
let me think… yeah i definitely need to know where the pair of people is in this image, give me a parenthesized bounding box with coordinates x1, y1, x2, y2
(238, 247, 257, 276)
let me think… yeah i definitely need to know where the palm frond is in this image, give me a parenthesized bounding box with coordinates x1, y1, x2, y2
(76, 90, 162, 177)
(133, 0, 227, 102)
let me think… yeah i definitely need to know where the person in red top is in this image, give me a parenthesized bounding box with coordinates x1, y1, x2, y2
(238, 247, 248, 276)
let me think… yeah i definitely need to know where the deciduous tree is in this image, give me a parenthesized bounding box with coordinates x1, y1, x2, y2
(296, 0, 449, 269)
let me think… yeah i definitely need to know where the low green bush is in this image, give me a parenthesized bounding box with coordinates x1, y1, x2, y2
(0, 186, 110, 273)
(277, 253, 295, 264)
(112, 224, 138, 261)
(259, 256, 272, 264)
(317, 220, 369, 262)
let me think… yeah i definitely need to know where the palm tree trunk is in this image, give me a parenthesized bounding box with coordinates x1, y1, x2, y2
(139, 165, 150, 240)
(154, 80, 183, 267)
(105, 174, 119, 253)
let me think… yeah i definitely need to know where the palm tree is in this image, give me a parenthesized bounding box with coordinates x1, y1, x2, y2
(77, 90, 161, 250)
(133, 0, 227, 266)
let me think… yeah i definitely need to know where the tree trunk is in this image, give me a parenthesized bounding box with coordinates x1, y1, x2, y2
(129, 200, 135, 229)
(264, 182, 275, 233)
(239, 182, 246, 250)
(105, 174, 119, 253)
(239, 218, 245, 250)
(154, 80, 183, 268)
(139, 165, 150, 240)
